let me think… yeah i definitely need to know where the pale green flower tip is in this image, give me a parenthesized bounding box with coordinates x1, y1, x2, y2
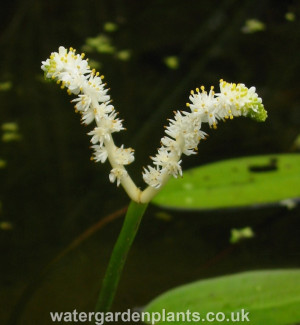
(246, 101, 268, 122)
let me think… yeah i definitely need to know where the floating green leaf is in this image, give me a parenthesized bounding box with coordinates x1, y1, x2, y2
(163, 56, 179, 70)
(2, 132, 21, 142)
(0, 159, 6, 168)
(144, 270, 300, 325)
(241, 19, 266, 33)
(1, 122, 18, 132)
(230, 227, 254, 244)
(116, 50, 131, 61)
(152, 154, 300, 210)
(0, 221, 13, 231)
(103, 22, 118, 32)
(285, 12, 296, 22)
(0, 81, 12, 91)
(83, 34, 115, 54)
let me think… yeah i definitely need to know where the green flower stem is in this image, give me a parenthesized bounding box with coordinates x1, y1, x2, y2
(95, 200, 148, 314)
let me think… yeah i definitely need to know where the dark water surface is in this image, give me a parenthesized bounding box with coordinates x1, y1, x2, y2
(1, 0, 300, 323)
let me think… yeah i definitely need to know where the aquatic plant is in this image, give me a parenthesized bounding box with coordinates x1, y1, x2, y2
(42, 46, 267, 316)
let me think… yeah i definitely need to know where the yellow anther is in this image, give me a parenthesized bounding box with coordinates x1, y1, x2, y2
(80, 87, 83, 92)
(228, 110, 232, 114)
(209, 114, 213, 117)
(186, 103, 190, 107)
(200, 85, 205, 92)
(196, 87, 199, 92)
(220, 79, 223, 83)
(190, 90, 194, 95)
(96, 72, 100, 76)
(67, 89, 72, 95)
(210, 86, 214, 90)
(230, 115, 233, 120)
(213, 123, 217, 129)
(81, 53, 85, 58)
(56, 80, 61, 84)
(225, 115, 229, 119)
(101, 75, 105, 79)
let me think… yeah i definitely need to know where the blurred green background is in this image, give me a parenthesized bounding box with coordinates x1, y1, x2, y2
(0, 0, 299, 324)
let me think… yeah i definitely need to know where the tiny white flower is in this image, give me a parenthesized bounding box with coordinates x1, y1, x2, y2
(161, 136, 182, 156)
(81, 109, 96, 125)
(142, 166, 164, 189)
(152, 147, 171, 167)
(114, 145, 135, 165)
(72, 95, 92, 112)
(91, 145, 108, 163)
(189, 86, 219, 128)
(109, 168, 127, 186)
(94, 103, 114, 122)
(88, 126, 111, 145)
(164, 160, 182, 178)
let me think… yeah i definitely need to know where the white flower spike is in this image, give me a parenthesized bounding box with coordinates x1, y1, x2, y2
(42, 46, 267, 203)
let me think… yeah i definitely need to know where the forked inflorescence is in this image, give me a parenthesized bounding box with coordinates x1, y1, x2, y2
(42, 46, 267, 203)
